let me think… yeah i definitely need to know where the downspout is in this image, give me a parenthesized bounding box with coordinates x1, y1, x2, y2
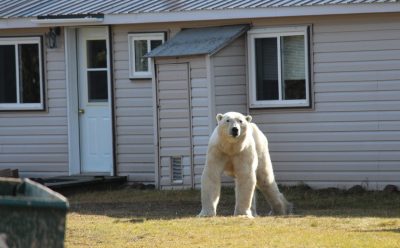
(151, 58, 161, 189)
(108, 25, 117, 176)
(187, 62, 195, 189)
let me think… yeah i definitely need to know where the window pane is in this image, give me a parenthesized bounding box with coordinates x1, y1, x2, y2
(281, 35, 306, 100)
(19, 44, 40, 103)
(87, 40, 107, 68)
(134, 40, 148, 72)
(88, 71, 108, 102)
(150, 39, 162, 50)
(0, 45, 17, 103)
(255, 37, 279, 100)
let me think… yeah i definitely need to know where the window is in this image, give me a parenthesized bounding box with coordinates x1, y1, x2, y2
(86, 39, 108, 102)
(128, 33, 165, 78)
(0, 37, 44, 110)
(248, 26, 310, 108)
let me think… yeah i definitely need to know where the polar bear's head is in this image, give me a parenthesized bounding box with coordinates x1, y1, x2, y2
(216, 112, 252, 140)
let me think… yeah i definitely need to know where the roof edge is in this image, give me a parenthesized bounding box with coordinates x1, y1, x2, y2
(147, 24, 250, 58)
(1, 3, 400, 29)
(100, 3, 400, 25)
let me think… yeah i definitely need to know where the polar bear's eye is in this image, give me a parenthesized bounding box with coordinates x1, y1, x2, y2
(239, 120, 243, 124)
(226, 119, 230, 123)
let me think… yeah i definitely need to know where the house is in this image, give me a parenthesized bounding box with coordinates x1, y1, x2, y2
(1, 0, 400, 190)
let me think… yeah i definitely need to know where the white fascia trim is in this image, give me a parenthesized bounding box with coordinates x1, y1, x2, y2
(0, 17, 104, 29)
(1, 3, 400, 29)
(104, 3, 400, 24)
(31, 17, 103, 25)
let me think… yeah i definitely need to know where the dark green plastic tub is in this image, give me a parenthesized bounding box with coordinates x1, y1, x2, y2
(0, 177, 69, 248)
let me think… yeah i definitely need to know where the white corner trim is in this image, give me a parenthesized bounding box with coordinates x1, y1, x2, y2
(206, 55, 216, 134)
(64, 27, 81, 175)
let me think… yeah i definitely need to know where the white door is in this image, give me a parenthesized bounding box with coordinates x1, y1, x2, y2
(77, 27, 113, 174)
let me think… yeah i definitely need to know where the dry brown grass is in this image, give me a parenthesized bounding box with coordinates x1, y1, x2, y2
(65, 186, 400, 248)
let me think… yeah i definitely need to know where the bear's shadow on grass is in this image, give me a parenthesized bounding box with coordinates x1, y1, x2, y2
(69, 200, 245, 220)
(66, 188, 259, 220)
(66, 186, 400, 220)
(355, 228, 400, 234)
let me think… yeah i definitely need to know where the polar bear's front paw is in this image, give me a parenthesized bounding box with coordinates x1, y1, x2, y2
(234, 209, 254, 218)
(236, 214, 255, 219)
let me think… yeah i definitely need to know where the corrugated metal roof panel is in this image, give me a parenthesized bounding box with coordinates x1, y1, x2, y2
(147, 25, 249, 57)
(0, 0, 398, 18)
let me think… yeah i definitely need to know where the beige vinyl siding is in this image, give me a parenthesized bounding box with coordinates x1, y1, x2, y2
(2, 14, 398, 190)
(198, 14, 400, 190)
(190, 57, 210, 188)
(112, 26, 157, 183)
(249, 16, 400, 190)
(157, 62, 192, 189)
(154, 56, 209, 189)
(213, 36, 247, 115)
(209, 36, 248, 186)
(0, 28, 68, 178)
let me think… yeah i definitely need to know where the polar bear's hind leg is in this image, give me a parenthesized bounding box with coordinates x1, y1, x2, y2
(251, 190, 257, 217)
(257, 176, 292, 215)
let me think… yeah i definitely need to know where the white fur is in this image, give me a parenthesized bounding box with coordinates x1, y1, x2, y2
(0, 234, 8, 248)
(198, 112, 292, 218)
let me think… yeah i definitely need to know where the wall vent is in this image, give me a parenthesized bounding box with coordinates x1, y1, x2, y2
(171, 156, 183, 183)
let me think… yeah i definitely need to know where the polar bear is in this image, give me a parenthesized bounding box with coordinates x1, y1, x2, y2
(198, 112, 292, 218)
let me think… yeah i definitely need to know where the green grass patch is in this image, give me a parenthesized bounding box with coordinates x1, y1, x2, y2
(65, 186, 400, 248)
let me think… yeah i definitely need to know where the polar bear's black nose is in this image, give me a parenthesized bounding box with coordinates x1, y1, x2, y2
(231, 127, 239, 137)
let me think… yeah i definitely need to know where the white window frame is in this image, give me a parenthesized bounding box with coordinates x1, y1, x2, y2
(128, 32, 165, 79)
(0, 37, 44, 110)
(247, 26, 310, 108)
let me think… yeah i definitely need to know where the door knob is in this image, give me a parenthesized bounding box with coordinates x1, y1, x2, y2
(78, 109, 85, 114)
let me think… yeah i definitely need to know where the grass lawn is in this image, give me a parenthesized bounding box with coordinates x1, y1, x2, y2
(65, 186, 400, 248)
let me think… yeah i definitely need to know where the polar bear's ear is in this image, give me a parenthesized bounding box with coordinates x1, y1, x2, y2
(245, 115, 252, 122)
(216, 113, 224, 122)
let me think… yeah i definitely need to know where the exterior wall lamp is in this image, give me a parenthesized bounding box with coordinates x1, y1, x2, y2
(46, 27, 61, 49)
